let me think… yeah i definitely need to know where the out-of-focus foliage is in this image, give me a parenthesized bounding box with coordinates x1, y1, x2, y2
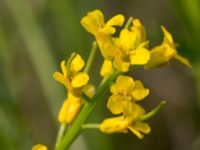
(0, 0, 200, 150)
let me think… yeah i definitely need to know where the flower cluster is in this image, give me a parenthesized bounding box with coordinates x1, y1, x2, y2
(81, 10, 191, 77)
(32, 9, 191, 150)
(81, 9, 191, 139)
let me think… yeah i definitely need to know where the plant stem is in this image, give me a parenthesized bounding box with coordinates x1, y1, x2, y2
(84, 41, 98, 73)
(140, 101, 166, 121)
(54, 123, 67, 149)
(82, 123, 100, 130)
(99, 75, 110, 87)
(56, 71, 120, 150)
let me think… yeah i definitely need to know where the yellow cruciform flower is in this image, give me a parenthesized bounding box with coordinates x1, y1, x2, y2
(113, 19, 150, 72)
(58, 92, 83, 124)
(32, 144, 47, 150)
(144, 26, 192, 69)
(81, 9, 124, 60)
(53, 53, 89, 92)
(107, 75, 149, 115)
(100, 103, 151, 139)
(81, 10, 126, 76)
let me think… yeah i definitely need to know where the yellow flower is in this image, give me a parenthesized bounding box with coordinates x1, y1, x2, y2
(144, 26, 192, 69)
(100, 104, 151, 139)
(113, 19, 150, 72)
(116, 19, 146, 51)
(53, 53, 89, 91)
(32, 144, 47, 150)
(107, 75, 149, 115)
(81, 9, 123, 60)
(58, 92, 82, 124)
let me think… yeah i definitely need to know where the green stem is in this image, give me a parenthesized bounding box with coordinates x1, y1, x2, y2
(99, 75, 110, 87)
(56, 71, 120, 150)
(82, 123, 100, 130)
(125, 17, 133, 29)
(84, 41, 98, 73)
(140, 101, 166, 121)
(82, 94, 91, 103)
(54, 123, 67, 149)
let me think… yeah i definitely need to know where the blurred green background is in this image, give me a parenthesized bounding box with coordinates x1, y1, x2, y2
(0, 0, 200, 150)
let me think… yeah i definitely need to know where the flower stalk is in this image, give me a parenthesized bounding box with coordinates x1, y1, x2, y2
(54, 123, 67, 149)
(84, 41, 98, 73)
(140, 101, 166, 121)
(82, 124, 100, 130)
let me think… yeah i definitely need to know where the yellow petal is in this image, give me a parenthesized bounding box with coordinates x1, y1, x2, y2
(58, 93, 82, 124)
(100, 60, 113, 77)
(70, 54, 85, 73)
(118, 29, 135, 51)
(130, 48, 150, 65)
(161, 26, 174, 44)
(174, 54, 192, 68)
(128, 126, 144, 139)
(131, 104, 146, 121)
(53, 72, 69, 88)
(128, 122, 150, 139)
(100, 116, 129, 133)
(61, 60, 67, 76)
(81, 10, 104, 35)
(32, 144, 47, 150)
(131, 19, 146, 48)
(122, 100, 136, 120)
(128, 122, 151, 139)
(100, 26, 115, 34)
(113, 57, 130, 72)
(71, 72, 89, 88)
(106, 14, 124, 26)
(133, 122, 151, 134)
(100, 42, 121, 59)
(100, 14, 124, 33)
(107, 94, 124, 114)
(137, 41, 149, 49)
(131, 19, 144, 30)
(111, 75, 135, 94)
(132, 80, 149, 101)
